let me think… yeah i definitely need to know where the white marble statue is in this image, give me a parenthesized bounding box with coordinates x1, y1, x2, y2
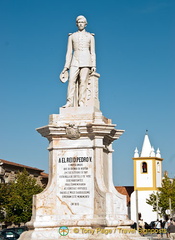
(60, 15, 96, 107)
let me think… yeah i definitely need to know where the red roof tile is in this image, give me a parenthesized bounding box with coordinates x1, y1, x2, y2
(40, 172, 49, 178)
(115, 186, 134, 204)
(0, 159, 44, 172)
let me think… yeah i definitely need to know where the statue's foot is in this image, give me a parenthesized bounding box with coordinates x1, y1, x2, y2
(62, 102, 73, 108)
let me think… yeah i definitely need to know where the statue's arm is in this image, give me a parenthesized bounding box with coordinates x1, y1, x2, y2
(63, 35, 73, 72)
(90, 35, 96, 72)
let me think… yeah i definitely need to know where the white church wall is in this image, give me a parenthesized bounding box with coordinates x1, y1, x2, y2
(131, 191, 157, 224)
(136, 160, 153, 188)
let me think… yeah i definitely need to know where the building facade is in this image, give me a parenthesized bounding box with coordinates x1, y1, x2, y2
(0, 159, 48, 187)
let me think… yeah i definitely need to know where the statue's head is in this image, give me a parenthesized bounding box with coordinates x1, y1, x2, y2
(76, 15, 87, 30)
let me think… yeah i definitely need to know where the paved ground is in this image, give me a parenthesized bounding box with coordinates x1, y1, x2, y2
(143, 234, 170, 239)
(144, 238, 169, 240)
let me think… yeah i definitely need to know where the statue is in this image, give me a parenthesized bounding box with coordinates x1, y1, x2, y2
(60, 15, 96, 108)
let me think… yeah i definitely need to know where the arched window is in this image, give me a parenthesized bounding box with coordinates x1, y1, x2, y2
(142, 162, 147, 173)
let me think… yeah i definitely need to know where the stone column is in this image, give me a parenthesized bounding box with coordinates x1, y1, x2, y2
(86, 72, 100, 109)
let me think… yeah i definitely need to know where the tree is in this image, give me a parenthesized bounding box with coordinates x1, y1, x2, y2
(0, 169, 43, 225)
(0, 182, 11, 222)
(146, 174, 175, 216)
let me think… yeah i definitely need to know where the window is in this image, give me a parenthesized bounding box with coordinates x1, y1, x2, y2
(142, 162, 147, 173)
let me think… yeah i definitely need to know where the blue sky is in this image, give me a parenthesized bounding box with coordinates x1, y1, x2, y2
(0, 0, 174, 186)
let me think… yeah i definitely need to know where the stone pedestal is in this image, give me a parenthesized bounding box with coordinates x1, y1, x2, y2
(19, 106, 148, 239)
(19, 73, 148, 239)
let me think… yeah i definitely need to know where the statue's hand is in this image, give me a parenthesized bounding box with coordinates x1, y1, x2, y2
(61, 67, 68, 74)
(60, 68, 69, 83)
(91, 67, 96, 72)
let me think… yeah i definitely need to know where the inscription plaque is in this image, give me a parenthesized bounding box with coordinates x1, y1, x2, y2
(57, 151, 93, 212)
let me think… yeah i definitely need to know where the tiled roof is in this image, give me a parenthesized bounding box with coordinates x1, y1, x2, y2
(0, 159, 44, 172)
(115, 186, 134, 204)
(40, 172, 49, 178)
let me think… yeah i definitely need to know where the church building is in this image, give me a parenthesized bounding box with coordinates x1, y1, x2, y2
(130, 132, 163, 224)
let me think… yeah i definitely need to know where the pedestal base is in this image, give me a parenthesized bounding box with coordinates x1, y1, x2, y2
(19, 227, 148, 240)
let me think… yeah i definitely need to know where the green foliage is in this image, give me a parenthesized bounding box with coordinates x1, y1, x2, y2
(0, 169, 43, 224)
(0, 182, 11, 222)
(146, 174, 175, 216)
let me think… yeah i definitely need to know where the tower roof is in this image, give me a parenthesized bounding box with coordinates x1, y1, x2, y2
(140, 132, 152, 157)
(133, 131, 162, 158)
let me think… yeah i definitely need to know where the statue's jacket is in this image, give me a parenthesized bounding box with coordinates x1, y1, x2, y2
(64, 30, 96, 69)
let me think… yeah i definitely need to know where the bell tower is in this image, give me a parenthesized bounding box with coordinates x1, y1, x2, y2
(131, 131, 163, 223)
(133, 131, 163, 191)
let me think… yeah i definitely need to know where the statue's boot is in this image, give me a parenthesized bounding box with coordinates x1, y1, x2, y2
(62, 101, 73, 108)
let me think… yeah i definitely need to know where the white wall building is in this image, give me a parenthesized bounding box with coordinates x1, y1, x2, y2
(130, 132, 163, 224)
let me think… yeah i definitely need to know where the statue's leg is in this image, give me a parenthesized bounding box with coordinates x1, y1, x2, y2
(78, 67, 90, 106)
(64, 67, 79, 107)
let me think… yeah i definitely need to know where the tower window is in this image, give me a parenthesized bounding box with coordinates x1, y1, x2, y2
(142, 162, 147, 173)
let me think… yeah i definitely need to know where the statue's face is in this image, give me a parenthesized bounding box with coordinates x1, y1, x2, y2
(77, 20, 86, 31)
